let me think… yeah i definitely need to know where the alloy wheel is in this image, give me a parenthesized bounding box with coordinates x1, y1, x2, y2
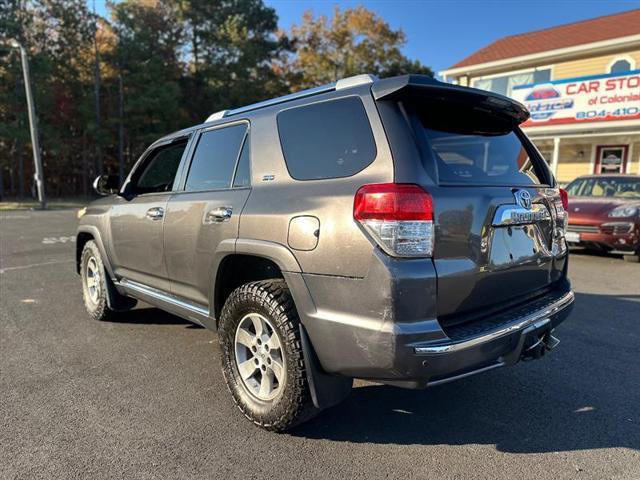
(85, 256, 101, 304)
(234, 313, 286, 401)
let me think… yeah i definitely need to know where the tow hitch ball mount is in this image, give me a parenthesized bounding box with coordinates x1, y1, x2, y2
(521, 328, 560, 361)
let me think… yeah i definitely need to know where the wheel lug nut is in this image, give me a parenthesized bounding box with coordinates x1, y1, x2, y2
(254, 358, 259, 365)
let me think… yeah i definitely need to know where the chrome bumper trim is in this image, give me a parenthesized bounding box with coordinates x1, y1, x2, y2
(414, 290, 574, 355)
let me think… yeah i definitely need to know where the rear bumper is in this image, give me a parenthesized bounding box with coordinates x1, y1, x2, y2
(285, 250, 574, 388)
(408, 289, 573, 387)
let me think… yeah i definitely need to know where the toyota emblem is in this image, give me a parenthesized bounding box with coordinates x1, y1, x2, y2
(514, 190, 532, 210)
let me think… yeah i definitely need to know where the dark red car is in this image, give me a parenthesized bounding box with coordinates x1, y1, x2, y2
(565, 174, 640, 262)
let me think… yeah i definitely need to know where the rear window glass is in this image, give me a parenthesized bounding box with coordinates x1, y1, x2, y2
(277, 97, 377, 180)
(185, 123, 247, 191)
(233, 137, 251, 188)
(418, 116, 544, 186)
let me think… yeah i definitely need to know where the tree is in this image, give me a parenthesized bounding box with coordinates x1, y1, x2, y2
(0, 0, 97, 197)
(0, 1, 434, 199)
(175, 0, 289, 123)
(0, 0, 30, 197)
(109, 0, 184, 160)
(283, 6, 432, 90)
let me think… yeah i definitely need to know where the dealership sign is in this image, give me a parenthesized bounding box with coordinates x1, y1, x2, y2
(511, 70, 640, 127)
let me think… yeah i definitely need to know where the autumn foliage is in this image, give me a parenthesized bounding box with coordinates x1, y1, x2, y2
(0, 1, 431, 198)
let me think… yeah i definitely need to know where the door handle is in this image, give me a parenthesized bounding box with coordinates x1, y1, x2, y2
(146, 207, 164, 220)
(205, 206, 233, 224)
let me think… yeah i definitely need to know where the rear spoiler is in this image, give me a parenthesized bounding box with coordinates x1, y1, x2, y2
(371, 75, 530, 126)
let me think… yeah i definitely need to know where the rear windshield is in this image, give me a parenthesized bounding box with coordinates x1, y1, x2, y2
(417, 114, 545, 186)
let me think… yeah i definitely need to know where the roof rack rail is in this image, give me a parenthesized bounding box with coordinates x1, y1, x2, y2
(336, 73, 378, 90)
(205, 110, 229, 122)
(204, 73, 378, 123)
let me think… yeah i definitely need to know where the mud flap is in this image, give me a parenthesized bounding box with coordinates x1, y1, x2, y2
(300, 325, 353, 410)
(104, 274, 137, 312)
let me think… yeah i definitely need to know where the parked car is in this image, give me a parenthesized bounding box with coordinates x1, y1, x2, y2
(565, 174, 640, 262)
(77, 74, 574, 431)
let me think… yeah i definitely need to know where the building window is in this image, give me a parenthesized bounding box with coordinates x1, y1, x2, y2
(608, 57, 635, 74)
(472, 69, 551, 97)
(595, 145, 628, 174)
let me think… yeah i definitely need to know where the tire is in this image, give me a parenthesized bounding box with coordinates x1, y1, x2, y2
(80, 240, 135, 320)
(218, 279, 317, 431)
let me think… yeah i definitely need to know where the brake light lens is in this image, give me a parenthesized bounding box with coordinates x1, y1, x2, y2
(552, 188, 569, 237)
(354, 183, 434, 257)
(559, 188, 569, 211)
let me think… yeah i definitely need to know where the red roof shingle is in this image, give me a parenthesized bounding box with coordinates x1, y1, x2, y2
(449, 9, 640, 69)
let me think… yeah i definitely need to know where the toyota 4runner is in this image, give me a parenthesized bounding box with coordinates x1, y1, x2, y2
(77, 74, 575, 431)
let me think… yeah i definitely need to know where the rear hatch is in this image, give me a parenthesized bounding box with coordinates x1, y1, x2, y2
(373, 76, 568, 324)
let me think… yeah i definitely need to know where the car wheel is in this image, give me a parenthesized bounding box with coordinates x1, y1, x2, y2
(80, 240, 135, 320)
(218, 279, 317, 431)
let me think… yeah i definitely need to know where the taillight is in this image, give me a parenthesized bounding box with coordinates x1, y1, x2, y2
(559, 188, 569, 210)
(353, 183, 434, 257)
(553, 188, 569, 236)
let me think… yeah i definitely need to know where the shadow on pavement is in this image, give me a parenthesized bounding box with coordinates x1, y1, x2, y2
(291, 292, 640, 453)
(104, 306, 204, 328)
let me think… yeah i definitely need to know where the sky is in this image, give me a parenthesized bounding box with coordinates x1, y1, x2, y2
(92, 0, 640, 76)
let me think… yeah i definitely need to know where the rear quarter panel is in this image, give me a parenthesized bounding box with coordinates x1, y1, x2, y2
(239, 87, 394, 278)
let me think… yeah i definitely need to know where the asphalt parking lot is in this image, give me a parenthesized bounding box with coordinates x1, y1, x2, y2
(1, 209, 639, 479)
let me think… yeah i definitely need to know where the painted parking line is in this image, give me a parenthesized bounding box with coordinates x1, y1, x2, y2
(42, 236, 76, 244)
(0, 259, 74, 274)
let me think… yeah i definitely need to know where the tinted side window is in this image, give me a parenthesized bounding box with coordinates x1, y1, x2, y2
(233, 137, 251, 188)
(186, 123, 248, 191)
(277, 97, 377, 180)
(135, 141, 187, 194)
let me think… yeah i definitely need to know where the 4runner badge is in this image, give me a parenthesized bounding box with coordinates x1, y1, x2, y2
(492, 191, 550, 226)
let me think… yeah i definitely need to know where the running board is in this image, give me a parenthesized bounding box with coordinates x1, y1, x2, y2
(117, 278, 210, 326)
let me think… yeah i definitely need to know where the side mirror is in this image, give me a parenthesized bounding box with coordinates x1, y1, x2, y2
(93, 174, 120, 196)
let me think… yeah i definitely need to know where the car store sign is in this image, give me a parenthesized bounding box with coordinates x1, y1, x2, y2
(511, 70, 640, 127)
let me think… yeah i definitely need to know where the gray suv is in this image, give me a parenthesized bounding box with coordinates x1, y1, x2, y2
(77, 74, 574, 431)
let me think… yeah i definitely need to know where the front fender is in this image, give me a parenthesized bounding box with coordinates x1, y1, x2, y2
(76, 225, 114, 279)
